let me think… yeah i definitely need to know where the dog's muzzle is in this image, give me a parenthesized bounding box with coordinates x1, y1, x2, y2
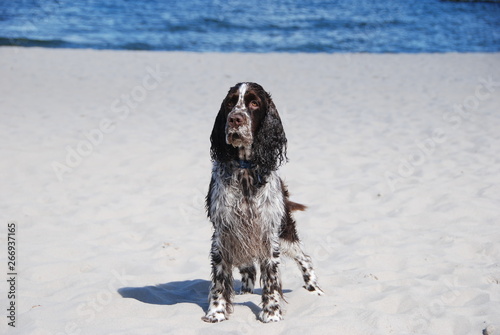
(226, 110, 252, 147)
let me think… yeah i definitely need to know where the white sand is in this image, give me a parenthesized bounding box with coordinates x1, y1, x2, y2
(1, 47, 499, 334)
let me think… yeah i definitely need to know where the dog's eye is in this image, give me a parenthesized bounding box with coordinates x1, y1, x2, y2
(249, 100, 259, 109)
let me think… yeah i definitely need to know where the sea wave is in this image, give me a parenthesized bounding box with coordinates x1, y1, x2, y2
(0, 0, 499, 52)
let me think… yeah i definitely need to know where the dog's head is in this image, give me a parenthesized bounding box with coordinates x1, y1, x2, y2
(210, 82, 287, 171)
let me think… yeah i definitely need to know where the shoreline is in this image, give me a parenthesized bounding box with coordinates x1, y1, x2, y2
(3, 44, 500, 54)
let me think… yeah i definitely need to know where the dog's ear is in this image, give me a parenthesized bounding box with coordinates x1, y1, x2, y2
(252, 95, 288, 171)
(210, 98, 238, 163)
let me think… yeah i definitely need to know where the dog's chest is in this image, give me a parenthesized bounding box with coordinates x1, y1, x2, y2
(209, 168, 285, 264)
(209, 168, 285, 231)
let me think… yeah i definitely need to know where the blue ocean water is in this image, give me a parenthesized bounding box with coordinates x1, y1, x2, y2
(0, 0, 499, 53)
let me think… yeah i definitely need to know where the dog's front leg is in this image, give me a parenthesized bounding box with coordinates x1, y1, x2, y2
(259, 241, 283, 322)
(202, 236, 234, 323)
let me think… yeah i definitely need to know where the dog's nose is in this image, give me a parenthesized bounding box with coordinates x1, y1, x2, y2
(228, 114, 244, 128)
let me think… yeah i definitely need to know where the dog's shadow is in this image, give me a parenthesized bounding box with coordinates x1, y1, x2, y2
(118, 279, 291, 319)
(118, 279, 210, 311)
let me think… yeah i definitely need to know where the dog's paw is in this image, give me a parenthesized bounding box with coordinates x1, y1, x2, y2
(259, 309, 283, 323)
(304, 284, 324, 296)
(202, 311, 227, 323)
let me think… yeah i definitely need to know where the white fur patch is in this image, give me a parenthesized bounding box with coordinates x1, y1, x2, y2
(208, 164, 285, 265)
(236, 82, 248, 109)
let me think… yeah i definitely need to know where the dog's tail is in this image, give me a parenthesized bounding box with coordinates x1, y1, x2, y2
(287, 200, 307, 212)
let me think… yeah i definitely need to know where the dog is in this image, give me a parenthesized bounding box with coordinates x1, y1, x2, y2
(203, 82, 323, 323)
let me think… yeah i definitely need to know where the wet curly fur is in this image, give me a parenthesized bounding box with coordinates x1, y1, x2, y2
(203, 82, 323, 323)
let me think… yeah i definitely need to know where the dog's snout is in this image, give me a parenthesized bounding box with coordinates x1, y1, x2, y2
(228, 114, 244, 128)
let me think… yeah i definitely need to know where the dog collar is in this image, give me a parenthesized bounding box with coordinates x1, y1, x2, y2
(236, 160, 255, 169)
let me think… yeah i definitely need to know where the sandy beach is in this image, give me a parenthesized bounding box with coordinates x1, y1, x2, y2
(1, 47, 499, 334)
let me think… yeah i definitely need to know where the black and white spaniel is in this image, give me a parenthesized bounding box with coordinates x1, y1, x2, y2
(203, 82, 323, 323)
